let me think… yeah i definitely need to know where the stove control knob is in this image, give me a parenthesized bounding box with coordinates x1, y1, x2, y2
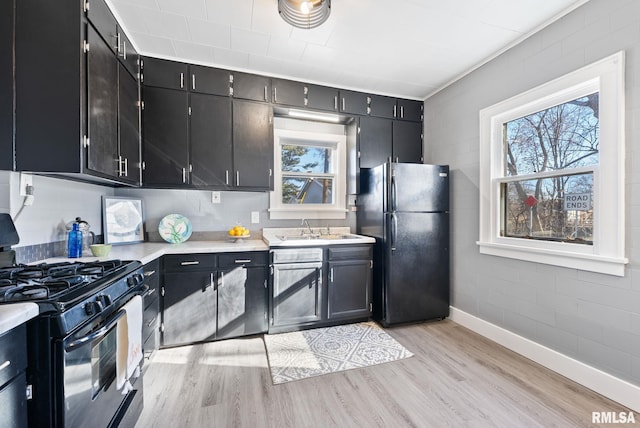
(96, 294, 111, 308)
(84, 302, 96, 316)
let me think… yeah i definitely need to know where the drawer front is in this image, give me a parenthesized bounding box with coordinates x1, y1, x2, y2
(0, 324, 27, 387)
(163, 254, 217, 272)
(328, 245, 372, 261)
(218, 251, 267, 268)
(271, 248, 323, 264)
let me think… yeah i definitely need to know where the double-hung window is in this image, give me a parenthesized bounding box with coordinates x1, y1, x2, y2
(478, 52, 627, 276)
(269, 122, 347, 219)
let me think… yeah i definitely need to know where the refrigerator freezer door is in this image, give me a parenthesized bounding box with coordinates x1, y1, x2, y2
(389, 163, 449, 213)
(383, 212, 449, 325)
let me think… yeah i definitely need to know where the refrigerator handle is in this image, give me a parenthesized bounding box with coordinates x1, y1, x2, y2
(390, 175, 397, 212)
(390, 213, 397, 252)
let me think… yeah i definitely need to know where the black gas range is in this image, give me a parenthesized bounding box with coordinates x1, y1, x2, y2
(0, 212, 147, 427)
(0, 258, 147, 428)
(0, 259, 144, 334)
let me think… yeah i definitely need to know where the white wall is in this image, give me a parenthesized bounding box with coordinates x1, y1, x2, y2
(424, 0, 640, 387)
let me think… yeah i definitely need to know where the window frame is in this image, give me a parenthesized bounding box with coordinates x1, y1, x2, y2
(478, 51, 627, 276)
(269, 127, 347, 220)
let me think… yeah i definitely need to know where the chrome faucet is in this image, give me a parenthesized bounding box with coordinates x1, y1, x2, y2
(301, 219, 312, 235)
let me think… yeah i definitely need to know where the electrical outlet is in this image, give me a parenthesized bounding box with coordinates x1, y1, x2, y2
(251, 211, 260, 224)
(19, 173, 33, 197)
(211, 191, 221, 204)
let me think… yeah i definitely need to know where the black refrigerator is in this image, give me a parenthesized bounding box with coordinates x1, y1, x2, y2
(357, 162, 449, 326)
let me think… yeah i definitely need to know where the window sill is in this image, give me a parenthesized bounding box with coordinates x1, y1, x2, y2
(477, 241, 628, 276)
(268, 208, 348, 220)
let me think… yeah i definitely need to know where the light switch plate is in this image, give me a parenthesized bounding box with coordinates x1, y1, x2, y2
(20, 173, 33, 197)
(251, 211, 260, 224)
(211, 191, 221, 204)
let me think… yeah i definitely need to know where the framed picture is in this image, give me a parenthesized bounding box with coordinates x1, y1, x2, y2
(102, 196, 144, 244)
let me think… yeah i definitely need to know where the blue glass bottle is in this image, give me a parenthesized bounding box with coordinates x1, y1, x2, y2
(67, 223, 83, 258)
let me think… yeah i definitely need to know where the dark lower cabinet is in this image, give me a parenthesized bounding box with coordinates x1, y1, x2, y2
(142, 87, 189, 186)
(269, 245, 373, 333)
(142, 259, 160, 368)
(327, 246, 373, 320)
(161, 252, 268, 348)
(271, 261, 323, 329)
(162, 270, 218, 347)
(0, 324, 28, 428)
(217, 253, 268, 339)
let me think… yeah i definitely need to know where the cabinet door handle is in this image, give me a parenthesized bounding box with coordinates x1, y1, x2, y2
(116, 33, 121, 54)
(182, 167, 186, 183)
(219, 271, 224, 288)
(225, 170, 229, 185)
(180, 72, 184, 89)
(330, 267, 334, 282)
(236, 171, 240, 186)
(393, 104, 397, 118)
(117, 155, 123, 176)
(146, 316, 157, 327)
(341, 97, 345, 111)
(0, 360, 10, 372)
(180, 261, 200, 266)
(123, 40, 127, 60)
(144, 270, 156, 277)
(334, 95, 338, 110)
(273, 87, 277, 103)
(235, 259, 252, 264)
(400, 105, 404, 118)
(264, 85, 268, 101)
(192, 74, 196, 90)
(123, 158, 128, 177)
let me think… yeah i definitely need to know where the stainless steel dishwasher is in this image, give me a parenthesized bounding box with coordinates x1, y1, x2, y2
(270, 247, 323, 332)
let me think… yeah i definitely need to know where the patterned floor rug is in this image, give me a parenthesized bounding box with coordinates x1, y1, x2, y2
(263, 321, 413, 384)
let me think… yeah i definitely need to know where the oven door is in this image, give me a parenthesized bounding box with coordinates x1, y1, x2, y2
(62, 307, 143, 428)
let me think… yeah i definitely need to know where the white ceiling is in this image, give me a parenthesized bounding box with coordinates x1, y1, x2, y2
(107, 0, 589, 100)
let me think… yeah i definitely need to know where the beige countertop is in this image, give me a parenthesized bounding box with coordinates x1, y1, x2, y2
(39, 239, 269, 265)
(0, 303, 39, 336)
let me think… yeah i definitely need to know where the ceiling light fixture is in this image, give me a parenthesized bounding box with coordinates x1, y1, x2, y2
(278, 0, 331, 30)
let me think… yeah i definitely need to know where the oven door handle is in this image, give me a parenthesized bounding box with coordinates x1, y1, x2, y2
(66, 309, 126, 351)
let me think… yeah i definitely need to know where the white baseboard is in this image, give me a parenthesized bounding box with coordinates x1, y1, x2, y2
(449, 307, 640, 413)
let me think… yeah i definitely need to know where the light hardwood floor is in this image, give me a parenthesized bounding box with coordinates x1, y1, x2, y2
(136, 320, 634, 427)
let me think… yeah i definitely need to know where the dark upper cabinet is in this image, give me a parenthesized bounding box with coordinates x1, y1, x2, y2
(397, 99, 423, 122)
(142, 57, 188, 90)
(117, 27, 139, 79)
(14, 0, 140, 185)
(392, 121, 423, 163)
(86, 25, 119, 178)
(306, 84, 339, 112)
(339, 90, 369, 115)
(190, 93, 233, 187)
(232, 72, 270, 102)
(118, 63, 141, 184)
(232, 100, 273, 189)
(190, 64, 230, 96)
(369, 94, 396, 119)
(271, 78, 306, 107)
(0, 0, 13, 171)
(359, 116, 392, 169)
(85, 0, 117, 54)
(142, 87, 189, 186)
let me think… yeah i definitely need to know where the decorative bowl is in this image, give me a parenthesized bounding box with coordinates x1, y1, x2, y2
(89, 244, 112, 257)
(158, 214, 193, 244)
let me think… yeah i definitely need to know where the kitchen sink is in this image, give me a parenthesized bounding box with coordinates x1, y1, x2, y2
(275, 234, 357, 241)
